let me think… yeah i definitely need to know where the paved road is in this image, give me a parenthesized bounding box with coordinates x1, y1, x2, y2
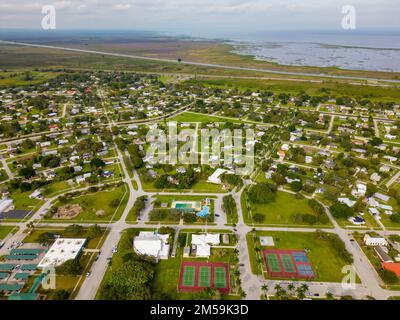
(2, 40, 400, 84)
(0, 156, 14, 180)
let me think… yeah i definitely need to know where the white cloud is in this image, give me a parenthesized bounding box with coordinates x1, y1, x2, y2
(0, 0, 398, 31)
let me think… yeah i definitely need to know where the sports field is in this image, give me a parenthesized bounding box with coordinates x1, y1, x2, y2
(178, 262, 230, 294)
(263, 249, 315, 279)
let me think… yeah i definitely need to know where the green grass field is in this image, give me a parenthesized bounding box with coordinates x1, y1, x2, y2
(50, 184, 128, 222)
(247, 230, 357, 283)
(22, 227, 108, 249)
(242, 190, 332, 227)
(0, 226, 17, 240)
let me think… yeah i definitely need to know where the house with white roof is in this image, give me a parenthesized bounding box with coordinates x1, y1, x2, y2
(133, 231, 170, 260)
(207, 168, 233, 185)
(191, 233, 220, 258)
(364, 234, 388, 247)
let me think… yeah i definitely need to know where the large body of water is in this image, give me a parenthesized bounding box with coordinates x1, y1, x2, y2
(214, 30, 400, 72)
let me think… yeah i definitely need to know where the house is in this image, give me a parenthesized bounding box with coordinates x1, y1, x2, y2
(0, 198, 14, 213)
(191, 233, 220, 258)
(374, 246, 393, 263)
(277, 150, 286, 161)
(29, 190, 43, 200)
(369, 207, 380, 216)
(370, 173, 381, 183)
(352, 183, 367, 197)
(363, 234, 388, 247)
(374, 193, 390, 202)
(348, 216, 365, 225)
(338, 198, 356, 208)
(133, 231, 170, 260)
(382, 263, 400, 276)
(207, 168, 233, 185)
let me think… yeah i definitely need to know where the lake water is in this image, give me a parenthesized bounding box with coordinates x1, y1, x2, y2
(218, 30, 400, 72)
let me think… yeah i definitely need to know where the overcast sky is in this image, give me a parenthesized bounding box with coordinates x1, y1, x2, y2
(1, 0, 399, 36)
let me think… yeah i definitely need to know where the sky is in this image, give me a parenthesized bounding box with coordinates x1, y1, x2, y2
(0, 0, 399, 37)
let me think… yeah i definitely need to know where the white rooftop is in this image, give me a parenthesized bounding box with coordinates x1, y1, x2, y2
(38, 238, 86, 268)
(133, 231, 170, 259)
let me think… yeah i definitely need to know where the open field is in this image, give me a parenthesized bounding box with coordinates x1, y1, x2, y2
(186, 77, 400, 102)
(0, 226, 16, 240)
(242, 190, 332, 227)
(48, 184, 128, 222)
(22, 227, 108, 249)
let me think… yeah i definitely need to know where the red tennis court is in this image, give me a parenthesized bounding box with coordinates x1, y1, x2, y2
(178, 261, 230, 294)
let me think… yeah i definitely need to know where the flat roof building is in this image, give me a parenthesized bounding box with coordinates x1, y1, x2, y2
(38, 238, 86, 268)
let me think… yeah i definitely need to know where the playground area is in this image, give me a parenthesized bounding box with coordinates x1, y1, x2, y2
(178, 261, 230, 294)
(263, 249, 315, 279)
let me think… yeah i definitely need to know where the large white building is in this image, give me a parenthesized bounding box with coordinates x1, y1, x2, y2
(363, 234, 388, 247)
(38, 238, 86, 268)
(0, 198, 14, 213)
(133, 231, 170, 260)
(191, 233, 220, 257)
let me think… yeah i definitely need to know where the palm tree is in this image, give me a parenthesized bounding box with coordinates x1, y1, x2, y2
(300, 283, 309, 293)
(287, 283, 295, 294)
(296, 287, 306, 300)
(326, 292, 335, 300)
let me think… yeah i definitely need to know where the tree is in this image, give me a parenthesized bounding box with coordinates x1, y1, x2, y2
(326, 292, 335, 300)
(253, 213, 265, 223)
(19, 166, 35, 179)
(51, 289, 70, 300)
(381, 269, 399, 284)
(90, 157, 106, 168)
(248, 183, 277, 204)
(369, 137, 383, 146)
(390, 214, 400, 223)
(329, 202, 354, 219)
(56, 258, 83, 276)
(100, 259, 155, 300)
(290, 181, 303, 192)
(65, 224, 84, 235)
(86, 225, 102, 239)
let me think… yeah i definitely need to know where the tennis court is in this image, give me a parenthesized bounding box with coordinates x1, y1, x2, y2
(263, 249, 315, 279)
(178, 262, 230, 294)
(198, 266, 211, 287)
(182, 266, 196, 287)
(265, 254, 281, 273)
(214, 267, 227, 288)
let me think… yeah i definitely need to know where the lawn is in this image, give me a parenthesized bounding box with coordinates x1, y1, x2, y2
(139, 174, 226, 194)
(169, 111, 252, 124)
(9, 190, 43, 211)
(242, 190, 332, 227)
(22, 227, 108, 249)
(0, 226, 17, 240)
(49, 184, 128, 222)
(247, 230, 357, 283)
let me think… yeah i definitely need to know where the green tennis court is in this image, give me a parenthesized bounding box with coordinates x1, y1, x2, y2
(214, 267, 227, 288)
(266, 254, 281, 273)
(182, 266, 195, 287)
(281, 254, 296, 273)
(198, 267, 211, 287)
